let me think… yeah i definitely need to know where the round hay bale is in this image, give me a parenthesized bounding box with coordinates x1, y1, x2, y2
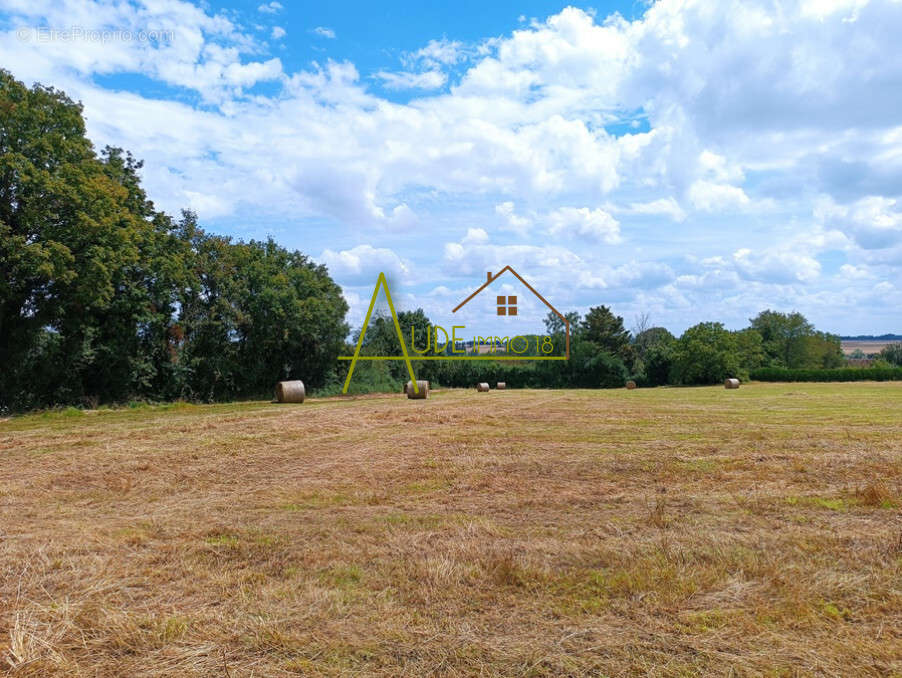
(626, 380, 637, 390)
(496, 382, 506, 390)
(406, 380, 429, 399)
(275, 380, 305, 403)
(476, 382, 490, 392)
(724, 378, 740, 389)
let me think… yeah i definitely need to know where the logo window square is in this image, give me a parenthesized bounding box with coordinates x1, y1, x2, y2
(497, 294, 518, 316)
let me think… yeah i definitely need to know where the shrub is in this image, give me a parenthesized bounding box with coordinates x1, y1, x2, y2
(750, 367, 902, 382)
(879, 343, 902, 366)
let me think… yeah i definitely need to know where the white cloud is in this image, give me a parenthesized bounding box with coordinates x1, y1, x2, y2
(688, 181, 751, 212)
(319, 245, 409, 284)
(463, 227, 490, 244)
(3, 0, 902, 332)
(547, 207, 621, 243)
(374, 69, 446, 90)
(495, 202, 532, 234)
(271, 26, 285, 40)
(312, 26, 336, 39)
(408, 38, 464, 67)
(818, 196, 902, 250)
(616, 198, 687, 222)
(839, 264, 873, 280)
(733, 248, 821, 284)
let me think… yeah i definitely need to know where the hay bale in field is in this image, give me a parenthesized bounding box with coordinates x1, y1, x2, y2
(724, 378, 740, 389)
(476, 382, 490, 392)
(275, 380, 305, 403)
(496, 382, 506, 390)
(626, 380, 637, 390)
(406, 380, 429, 399)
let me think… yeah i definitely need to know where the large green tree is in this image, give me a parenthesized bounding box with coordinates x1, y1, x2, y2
(879, 343, 902, 366)
(749, 310, 842, 368)
(177, 216, 348, 400)
(1, 70, 348, 410)
(0, 70, 184, 408)
(669, 322, 741, 385)
(634, 327, 676, 386)
(580, 305, 634, 368)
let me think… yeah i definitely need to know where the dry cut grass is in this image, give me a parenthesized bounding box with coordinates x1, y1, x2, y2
(1, 383, 901, 676)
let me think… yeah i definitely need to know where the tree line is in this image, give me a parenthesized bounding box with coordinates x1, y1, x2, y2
(345, 304, 881, 393)
(4, 70, 900, 410)
(0, 70, 347, 412)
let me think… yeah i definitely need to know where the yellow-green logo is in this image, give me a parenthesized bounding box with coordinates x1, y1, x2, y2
(339, 266, 571, 393)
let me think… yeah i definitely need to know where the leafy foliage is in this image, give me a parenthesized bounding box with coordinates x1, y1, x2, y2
(751, 367, 902, 382)
(750, 309, 843, 368)
(0, 70, 347, 411)
(669, 322, 744, 385)
(878, 343, 902, 366)
(2, 69, 894, 409)
(580, 305, 634, 369)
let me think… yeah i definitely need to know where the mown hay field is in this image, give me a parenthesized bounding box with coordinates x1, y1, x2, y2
(1, 383, 901, 676)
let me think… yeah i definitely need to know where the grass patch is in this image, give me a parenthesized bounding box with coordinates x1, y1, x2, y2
(2, 382, 901, 675)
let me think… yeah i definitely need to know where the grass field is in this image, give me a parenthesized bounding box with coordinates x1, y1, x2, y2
(841, 340, 894, 356)
(1, 383, 901, 676)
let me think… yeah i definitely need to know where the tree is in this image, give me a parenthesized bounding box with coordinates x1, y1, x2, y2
(879, 343, 902, 366)
(749, 310, 813, 368)
(644, 342, 675, 386)
(568, 339, 628, 388)
(0, 70, 349, 410)
(669, 322, 741, 385)
(803, 332, 845, 368)
(544, 310, 580, 338)
(178, 226, 348, 400)
(0, 70, 185, 408)
(632, 312, 652, 338)
(580, 305, 634, 368)
(634, 327, 676, 386)
(634, 327, 675, 359)
(356, 308, 432, 381)
(733, 328, 766, 371)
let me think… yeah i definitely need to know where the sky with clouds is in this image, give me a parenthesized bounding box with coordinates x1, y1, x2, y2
(2, 0, 901, 337)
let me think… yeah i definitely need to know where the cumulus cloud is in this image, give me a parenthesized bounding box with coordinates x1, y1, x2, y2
(839, 264, 873, 280)
(688, 181, 751, 212)
(319, 245, 409, 284)
(495, 202, 532, 234)
(818, 196, 902, 250)
(374, 69, 446, 90)
(546, 207, 621, 243)
(613, 198, 686, 222)
(414, 39, 463, 65)
(271, 26, 285, 40)
(312, 26, 336, 39)
(3, 0, 901, 330)
(732, 248, 821, 284)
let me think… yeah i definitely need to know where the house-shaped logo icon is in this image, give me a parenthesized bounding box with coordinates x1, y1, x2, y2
(338, 267, 571, 393)
(452, 265, 571, 359)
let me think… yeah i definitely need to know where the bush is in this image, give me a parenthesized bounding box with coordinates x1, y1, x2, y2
(750, 367, 902, 382)
(669, 322, 741, 385)
(879, 343, 902, 366)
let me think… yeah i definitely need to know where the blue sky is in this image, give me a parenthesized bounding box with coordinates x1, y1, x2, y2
(2, 0, 902, 336)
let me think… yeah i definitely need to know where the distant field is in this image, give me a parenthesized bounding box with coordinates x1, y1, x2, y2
(1, 384, 901, 676)
(841, 340, 894, 356)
